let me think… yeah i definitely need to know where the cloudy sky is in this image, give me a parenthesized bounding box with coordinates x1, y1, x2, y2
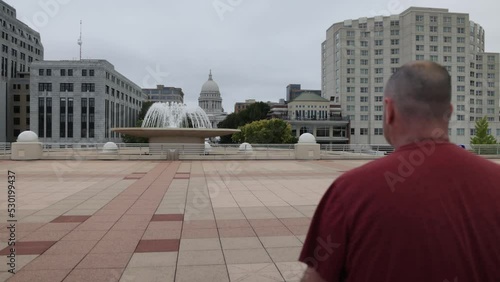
(7, 0, 500, 113)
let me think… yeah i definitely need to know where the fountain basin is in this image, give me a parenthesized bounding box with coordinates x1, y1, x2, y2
(112, 128, 239, 144)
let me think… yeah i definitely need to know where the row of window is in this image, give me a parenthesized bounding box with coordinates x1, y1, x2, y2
(38, 83, 96, 92)
(105, 72, 142, 97)
(350, 128, 384, 136)
(38, 69, 95, 77)
(346, 96, 384, 102)
(415, 15, 466, 24)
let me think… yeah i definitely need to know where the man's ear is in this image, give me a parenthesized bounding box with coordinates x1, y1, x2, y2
(384, 97, 395, 125)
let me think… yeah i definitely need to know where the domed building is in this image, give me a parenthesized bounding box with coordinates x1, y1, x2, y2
(198, 70, 227, 128)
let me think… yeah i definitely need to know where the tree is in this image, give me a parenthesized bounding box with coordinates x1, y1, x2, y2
(470, 116, 498, 155)
(122, 101, 154, 143)
(471, 116, 497, 144)
(217, 102, 271, 143)
(232, 118, 296, 144)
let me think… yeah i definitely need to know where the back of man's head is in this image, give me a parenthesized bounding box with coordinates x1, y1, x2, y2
(385, 61, 451, 122)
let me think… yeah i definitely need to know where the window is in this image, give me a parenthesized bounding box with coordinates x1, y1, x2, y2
(347, 49, 355, 56)
(390, 20, 399, 26)
(82, 69, 87, 76)
(457, 47, 465, 53)
(350, 128, 355, 135)
(361, 50, 368, 56)
(346, 30, 355, 37)
(360, 87, 368, 93)
(457, 17, 465, 24)
(360, 69, 368, 75)
(430, 46, 438, 52)
(430, 36, 438, 42)
(39, 69, 44, 76)
(359, 23, 367, 29)
(13, 106, 20, 113)
(444, 36, 452, 43)
(346, 77, 355, 83)
(488, 73, 495, 79)
(360, 106, 368, 112)
(443, 26, 451, 33)
(375, 115, 383, 121)
(487, 91, 495, 96)
(374, 31, 383, 37)
(444, 56, 452, 63)
(457, 37, 465, 43)
(60, 83, 74, 92)
(81, 83, 95, 92)
(375, 58, 383, 64)
(416, 35, 424, 41)
(347, 87, 355, 93)
(375, 68, 383, 74)
(391, 48, 399, 55)
(488, 82, 495, 88)
(457, 56, 465, 63)
(89, 69, 94, 76)
(457, 115, 464, 121)
(375, 49, 383, 55)
(374, 21, 383, 28)
(347, 59, 355, 65)
(360, 96, 368, 103)
(361, 115, 369, 121)
(361, 41, 368, 47)
(430, 26, 438, 32)
(390, 29, 399, 36)
(416, 15, 424, 22)
(430, 16, 438, 23)
(68, 69, 73, 76)
(458, 66, 465, 73)
(360, 59, 368, 65)
(375, 87, 384, 92)
(416, 25, 424, 32)
(374, 128, 384, 136)
(46, 69, 51, 76)
(38, 83, 52, 91)
(60, 69, 66, 76)
(346, 96, 355, 102)
(360, 128, 368, 135)
(416, 45, 424, 51)
(457, 86, 465, 92)
(457, 76, 465, 82)
(360, 77, 368, 84)
(391, 39, 399, 45)
(457, 128, 465, 136)
(375, 96, 383, 102)
(347, 105, 355, 111)
(13, 117, 20, 125)
(375, 77, 384, 83)
(375, 105, 383, 111)
(430, 55, 438, 62)
(457, 27, 465, 34)
(374, 40, 383, 46)
(456, 105, 465, 111)
(443, 46, 451, 52)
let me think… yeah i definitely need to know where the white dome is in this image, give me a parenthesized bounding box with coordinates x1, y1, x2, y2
(201, 70, 220, 93)
(17, 131, 39, 142)
(298, 133, 317, 144)
(239, 142, 253, 151)
(102, 142, 118, 152)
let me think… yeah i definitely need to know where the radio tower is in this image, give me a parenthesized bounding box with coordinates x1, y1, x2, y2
(77, 20, 83, 60)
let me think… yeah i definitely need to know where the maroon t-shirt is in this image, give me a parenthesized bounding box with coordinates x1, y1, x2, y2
(299, 141, 500, 282)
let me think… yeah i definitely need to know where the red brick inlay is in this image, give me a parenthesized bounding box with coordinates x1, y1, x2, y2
(0, 241, 57, 255)
(51, 216, 91, 223)
(135, 239, 180, 253)
(151, 214, 184, 222)
(124, 173, 147, 180)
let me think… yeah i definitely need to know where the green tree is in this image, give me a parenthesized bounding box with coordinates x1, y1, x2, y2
(232, 118, 296, 144)
(218, 102, 271, 143)
(121, 101, 154, 143)
(471, 116, 497, 144)
(470, 116, 498, 154)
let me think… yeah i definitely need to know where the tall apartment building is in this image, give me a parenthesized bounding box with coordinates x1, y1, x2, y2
(0, 1, 44, 141)
(30, 60, 146, 143)
(143, 85, 184, 104)
(322, 7, 500, 144)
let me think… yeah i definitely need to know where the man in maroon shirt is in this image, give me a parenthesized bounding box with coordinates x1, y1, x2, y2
(299, 61, 500, 282)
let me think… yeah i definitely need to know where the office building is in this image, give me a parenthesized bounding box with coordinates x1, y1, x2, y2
(322, 7, 500, 144)
(30, 60, 146, 143)
(143, 85, 184, 104)
(0, 0, 44, 141)
(6, 72, 30, 141)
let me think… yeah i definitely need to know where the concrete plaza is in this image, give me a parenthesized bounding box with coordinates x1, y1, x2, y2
(1, 158, 499, 281)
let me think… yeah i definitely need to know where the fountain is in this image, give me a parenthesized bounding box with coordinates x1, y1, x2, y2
(112, 102, 239, 149)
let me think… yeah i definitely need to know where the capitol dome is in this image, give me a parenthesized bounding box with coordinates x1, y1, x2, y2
(201, 70, 220, 93)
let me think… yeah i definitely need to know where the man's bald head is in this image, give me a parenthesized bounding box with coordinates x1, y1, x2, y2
(385, 61, 451, 121)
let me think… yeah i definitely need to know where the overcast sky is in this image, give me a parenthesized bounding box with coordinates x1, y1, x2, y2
(7, 0, 500, 113)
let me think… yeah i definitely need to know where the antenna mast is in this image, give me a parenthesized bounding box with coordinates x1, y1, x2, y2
(77, 20, 83, 60)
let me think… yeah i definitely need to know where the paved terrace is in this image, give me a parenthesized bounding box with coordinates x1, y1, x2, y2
(1, 159, 499, 282)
